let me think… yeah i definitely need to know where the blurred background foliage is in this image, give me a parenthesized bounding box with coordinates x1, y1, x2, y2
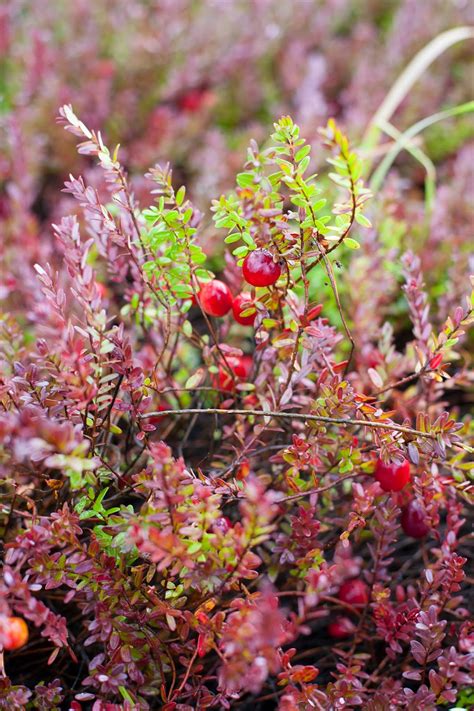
(1, 0, 473, 339)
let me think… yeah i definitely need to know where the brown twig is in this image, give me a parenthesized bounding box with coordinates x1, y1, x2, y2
(140, 407, 440, 441)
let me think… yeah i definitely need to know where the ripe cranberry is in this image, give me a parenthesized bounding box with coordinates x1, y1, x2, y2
(328, 616, 356, 639)
(232, 293, 256, 325)
(148, 403, 169, 427)
(214, 355, 253, 392)
(401, 500, 430, 538)
(178, 88, 210, 113)
(199, 280, 232, 317)
(375, 458, 411, 492)
(0, 617, 28, 651)
(338, 578, 369, 607)
(242, 249, 281, 287)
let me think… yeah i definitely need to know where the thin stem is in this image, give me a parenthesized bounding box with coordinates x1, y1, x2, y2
(141, 407, 439, 441)
(281, 472, 359, 502)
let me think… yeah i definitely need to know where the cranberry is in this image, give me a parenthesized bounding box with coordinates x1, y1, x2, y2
(148, 403, 169, 426)
(375, 458, 411, 492)
(242, 249, 281, 287)
(178, 88, 210, 113)
(401, 500, 430, 538)
(338, 578, 369, 607)
(328, 616, 356, 639)
(0, 616, 28, 651)
(199, 280, 232, 317)
(232, 293, 256, 325)
(214, 355, 253, 392)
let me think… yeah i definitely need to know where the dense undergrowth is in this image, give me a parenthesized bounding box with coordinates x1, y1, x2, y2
(0, 1, 473, 709)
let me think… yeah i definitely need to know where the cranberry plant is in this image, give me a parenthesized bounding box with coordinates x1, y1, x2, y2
(0, 106, 472, 710)
(2, 1, 473, 324)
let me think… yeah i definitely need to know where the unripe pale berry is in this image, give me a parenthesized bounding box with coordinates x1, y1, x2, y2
(242, 249, 281, 287)
(199, 280, 232, 317)
(375, 458, 411, 492)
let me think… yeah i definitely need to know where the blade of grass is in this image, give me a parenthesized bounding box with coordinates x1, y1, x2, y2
(370, 101, 474, 210)
(372, 120, 436, 212)
(362, 27, 474, 165)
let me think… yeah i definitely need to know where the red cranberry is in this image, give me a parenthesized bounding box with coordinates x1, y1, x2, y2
(401, 500, 430, 538)
(214, 355, 253, 392)
(375, 458, 411, 492)
(0, 617, 28, 651)
(338, 578, 369, 607)
(148, 403, 169, 426)
(328, 616, 356, 639)
(242, 249, 281, 287)
(178, 88, 210, 113)
(199, 280, 232, 317)
(232, 293, 256, 325)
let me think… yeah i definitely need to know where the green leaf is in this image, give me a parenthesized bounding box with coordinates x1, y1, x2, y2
(242, 232, 255, 247)
(298, 156, 310, 174)
(328, 172, 350, 188)
(355, 212, 372, 228)
(345, 237, 361, 249)
(189, 245, 207, 264)
(176, 185, 186, 206)
(187, 541, 202, 554)
(290, 196, 307, 208)
(183, 207, 193, 223)
(236, 172, 255, 188)
(295, 145, 311, 162)
(233, 245, 249, 257)
(142, 208, 159, 222)
(182, 320, 193, 338)
(185, 371, 203, 389)
(224, 232, 241, 244)
(262, 318, 279, 328)
(173, 284, 194, 297)
(119, 687, 136, 705)
(215, 216, 235, 229)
